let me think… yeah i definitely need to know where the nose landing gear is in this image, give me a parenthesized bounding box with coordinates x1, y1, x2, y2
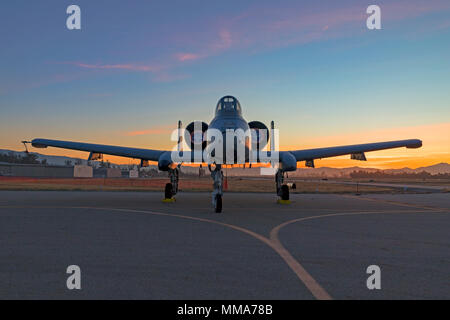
(214, 194, 222, 213)
(163, 167, 179, 202)
(276, 169, 291, 204)
(210, 164, 223, 213)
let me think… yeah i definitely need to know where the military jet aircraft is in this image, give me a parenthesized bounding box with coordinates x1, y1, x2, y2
(28, 96, 422, 212)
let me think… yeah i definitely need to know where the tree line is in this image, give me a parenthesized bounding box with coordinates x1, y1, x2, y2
(0, 152, 43, 165)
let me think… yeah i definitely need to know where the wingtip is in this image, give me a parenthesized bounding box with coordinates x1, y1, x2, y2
(30, 138, 48, 149)
(406, 139, 422, 149)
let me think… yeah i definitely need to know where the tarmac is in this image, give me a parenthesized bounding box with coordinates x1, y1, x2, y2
(0, 190, 448, 299)
(322, 180, 449, 193)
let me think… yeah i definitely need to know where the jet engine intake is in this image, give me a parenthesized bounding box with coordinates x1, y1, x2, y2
(248, 121, 269, 150)
(185, 121, 209, 151)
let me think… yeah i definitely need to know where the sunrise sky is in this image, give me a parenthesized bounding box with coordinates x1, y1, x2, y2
(0, 0, 449, 169)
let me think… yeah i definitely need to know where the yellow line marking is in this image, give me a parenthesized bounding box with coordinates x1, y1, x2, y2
(268, 209, 445, 300)
(1, 205, 447, 300)
(1, 204, 331, 299)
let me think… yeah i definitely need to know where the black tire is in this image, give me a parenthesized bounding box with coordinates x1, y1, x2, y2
(165, 183, 173, 199)
(215, 194, 222, 213)
(280, 184, 289, 200)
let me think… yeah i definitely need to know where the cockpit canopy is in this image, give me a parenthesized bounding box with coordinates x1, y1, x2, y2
(215, 96, 242, 116)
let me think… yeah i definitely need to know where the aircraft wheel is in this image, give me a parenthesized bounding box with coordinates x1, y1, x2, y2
(165, 183, 173, 199)
(280, 185, 289, 200)
(215, 194, 222, 213)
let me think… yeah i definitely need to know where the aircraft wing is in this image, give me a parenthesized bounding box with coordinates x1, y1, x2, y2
(289, 139, 422, 162)
(30, 138, 167, 161)
(30, 138, 423, 165)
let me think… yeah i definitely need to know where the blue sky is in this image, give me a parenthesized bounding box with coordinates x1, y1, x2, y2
(1, 0, 449, 167)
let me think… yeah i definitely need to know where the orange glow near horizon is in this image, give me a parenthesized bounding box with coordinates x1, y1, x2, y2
(285, 122, 450, 169)
(7, 122, 449, 170)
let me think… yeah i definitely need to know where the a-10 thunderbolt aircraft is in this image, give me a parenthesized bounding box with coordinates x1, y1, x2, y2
(27, 96, 422, 212)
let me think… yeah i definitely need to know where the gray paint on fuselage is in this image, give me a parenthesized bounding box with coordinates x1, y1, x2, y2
(208, 96, 251, 163)
(208, 95, 250, 133)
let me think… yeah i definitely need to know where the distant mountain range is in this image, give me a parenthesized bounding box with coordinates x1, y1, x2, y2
(1, 149, 449, 177)
(291, 162, 450, 177)
(383, 163, 450, 175)
(226, 163, 450, 178)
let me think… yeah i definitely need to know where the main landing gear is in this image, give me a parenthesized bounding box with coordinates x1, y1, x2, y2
(209, 164, 223, 213)
(276, 169, 290, 202)
(163, 167, 179, 201)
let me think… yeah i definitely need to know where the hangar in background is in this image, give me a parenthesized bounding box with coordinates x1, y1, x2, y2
(0, 163, 131, 179)
(0, 162, 75, 178)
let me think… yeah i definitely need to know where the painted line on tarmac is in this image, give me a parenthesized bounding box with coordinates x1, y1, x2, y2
(0, 204, 331, 300)
(92, 206, 333, 300)
(1, 205, 445, 300)
(269, 208, 448, 299)
(341, 194, 449, 212)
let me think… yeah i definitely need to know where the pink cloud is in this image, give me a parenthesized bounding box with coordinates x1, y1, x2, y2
(74, 62, 160, 72)
(125, 125, 175, 136)
(176, 53, 203, 62)
(69, 1, 450, 76)
(174, 28, 233, 63)
(47, 0, 450, 89)
(213, 29, 232, 50)
(210, 0, 450, 51)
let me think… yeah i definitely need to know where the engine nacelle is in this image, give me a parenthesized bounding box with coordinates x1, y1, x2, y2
(158, 151, 174, 171)
(185, 121, 209, 151)
(248, 121, 269, 150)
(279, 151, 297, 172)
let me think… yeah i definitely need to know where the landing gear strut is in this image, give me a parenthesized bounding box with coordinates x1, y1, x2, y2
(276, 169, 289, 201)
(209, 164, 223, 213)
(164, 167, 179, 199)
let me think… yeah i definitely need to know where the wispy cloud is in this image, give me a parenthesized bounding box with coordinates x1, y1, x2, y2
(51, 0, 450, 86)
(213, 29, 233, 50)
(124, 125, 175, 136)
(174, 29, 233, 63)
(206, 0, 450, 52)
(175, 53, 203, 62)
(73, 62, 161, 72)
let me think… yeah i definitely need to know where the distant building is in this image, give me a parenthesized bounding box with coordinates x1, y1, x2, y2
(128, 169, 139, 178)
(93, 168, 122, 178)
(0, 162, 141, 179)
(0, 162, 73, 178)
(73, 165, 93, 178)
